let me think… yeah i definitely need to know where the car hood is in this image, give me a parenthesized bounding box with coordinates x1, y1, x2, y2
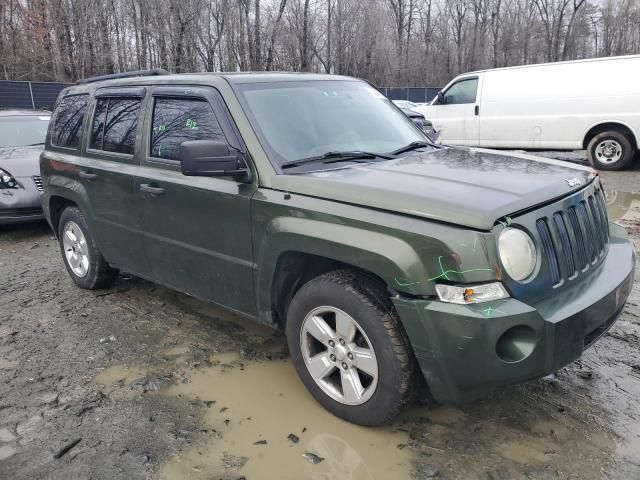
(0, 146, 43, 178)
(271, 147, 596, 230)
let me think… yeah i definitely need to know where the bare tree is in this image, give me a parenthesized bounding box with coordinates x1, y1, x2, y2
(0, 0, 638, 87)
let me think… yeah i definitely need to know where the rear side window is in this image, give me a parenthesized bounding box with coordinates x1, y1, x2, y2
(51, 94, 88, 148)
(90, 97, 141, 155)
(443, 78, 478, 105)
(150, 98, 225, 161)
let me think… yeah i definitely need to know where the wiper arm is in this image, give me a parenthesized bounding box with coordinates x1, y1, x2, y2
(391, 140, 432, 155)
(25, 142, 45, 146)
(281, 150, 394, 170)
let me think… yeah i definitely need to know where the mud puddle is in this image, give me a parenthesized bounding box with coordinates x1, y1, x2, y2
(96, 314, 413, 480)
(157, 358, 411, 479)
(95, 361, 414, 479)
(605, 190, 640, 225)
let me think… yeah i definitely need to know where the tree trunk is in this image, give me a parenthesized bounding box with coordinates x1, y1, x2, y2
(301, 0, 311, 71)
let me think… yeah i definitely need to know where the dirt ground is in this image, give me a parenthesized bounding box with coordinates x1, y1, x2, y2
(1, 151, 640, 480)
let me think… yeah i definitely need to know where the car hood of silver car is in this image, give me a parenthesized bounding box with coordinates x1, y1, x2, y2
(0, 145, 42, 178)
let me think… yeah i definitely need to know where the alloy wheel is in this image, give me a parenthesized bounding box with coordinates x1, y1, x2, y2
(300, 306, 379, 405)
(62, 221, 90, 278)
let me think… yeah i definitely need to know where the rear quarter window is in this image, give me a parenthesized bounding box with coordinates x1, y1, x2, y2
(51, 94, 89, 149)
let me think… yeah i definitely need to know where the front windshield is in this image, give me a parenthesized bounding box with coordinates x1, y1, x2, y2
(237, 80, 426, 167)
(0, 115, 50, 148)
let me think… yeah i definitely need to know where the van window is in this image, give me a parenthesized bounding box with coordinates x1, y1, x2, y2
(90, 97, 141, 155)
(150, 98, 225, 161)
(51, 94, 89, 149)
(443, 78, 478, 105)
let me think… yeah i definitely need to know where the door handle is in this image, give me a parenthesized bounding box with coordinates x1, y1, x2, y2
(140, 183, 165, 195)
(78, 169, 97, 180)
(474, 105, 480, 116)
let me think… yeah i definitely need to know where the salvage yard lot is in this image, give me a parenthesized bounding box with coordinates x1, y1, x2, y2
(1, 152, 640, 480)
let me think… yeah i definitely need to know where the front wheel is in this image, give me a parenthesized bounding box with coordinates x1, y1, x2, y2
(587, 131, 635, 171)
(286, 270, 415, 426)
(58, 206, 118, 289)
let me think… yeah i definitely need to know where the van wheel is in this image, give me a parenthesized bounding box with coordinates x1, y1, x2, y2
(587, 131, 634, 170)
(286, 270, 415, 426)
(58, 206, 118, 289)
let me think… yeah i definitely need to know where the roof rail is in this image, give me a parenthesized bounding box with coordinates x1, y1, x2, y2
(76, 69, 170, 85)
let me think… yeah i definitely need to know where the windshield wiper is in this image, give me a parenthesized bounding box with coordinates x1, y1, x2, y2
(281, 150, 394, 170)
(25, 142, 45, 146)
(391, 140, 432, 155)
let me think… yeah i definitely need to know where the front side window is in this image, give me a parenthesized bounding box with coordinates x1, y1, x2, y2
(0, 115, 50, 148)
(442, 78, 478, 105)
(150, 98, 225, 161)
(236, 80, 425, 166)
(51, 94, 88, 148)
(90, 97, 141, 155)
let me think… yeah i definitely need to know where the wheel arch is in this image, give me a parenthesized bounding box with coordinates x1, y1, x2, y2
(583, 121, 638, 150)
(268, 251, 393, 329)
(254, 218, 430, 328)
(48, 195, 78, 237)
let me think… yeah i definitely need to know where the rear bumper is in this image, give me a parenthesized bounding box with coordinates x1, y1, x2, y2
(394, 222, 635, 404)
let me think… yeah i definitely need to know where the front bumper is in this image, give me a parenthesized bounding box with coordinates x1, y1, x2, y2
(394, 222, 635, 404)
(0, 177, 44, 225)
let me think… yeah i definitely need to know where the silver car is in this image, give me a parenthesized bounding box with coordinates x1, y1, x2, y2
(0, 110, 50, 224)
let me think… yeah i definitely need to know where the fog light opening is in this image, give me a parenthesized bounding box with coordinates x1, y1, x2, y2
(496, 325, 537, 363)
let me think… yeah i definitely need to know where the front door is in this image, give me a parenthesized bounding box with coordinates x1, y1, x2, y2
(134, 86, 257, 316)
(428, 76, 480, 146)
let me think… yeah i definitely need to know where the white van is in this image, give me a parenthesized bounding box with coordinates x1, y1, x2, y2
(416, 55, 640, 170)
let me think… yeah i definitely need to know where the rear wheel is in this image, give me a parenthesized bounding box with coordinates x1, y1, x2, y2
(58, 207, 118, 289)
(587, 130, 635, 171)
(286, 270, 415, 426)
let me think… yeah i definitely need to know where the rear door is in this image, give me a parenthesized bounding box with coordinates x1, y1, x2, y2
(429, 76, 481, 146)
(134, 86, 257, 315)
(78, 88, 148, 273)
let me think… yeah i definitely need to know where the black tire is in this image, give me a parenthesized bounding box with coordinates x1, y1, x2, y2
(286, 270, 415, 426)
(58, 206, 118, 289)
(587, 130, 635, 171)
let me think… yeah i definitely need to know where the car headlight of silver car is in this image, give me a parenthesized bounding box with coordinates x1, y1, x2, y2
(498, 227, 537, 281)
(0, 168, 18, 189)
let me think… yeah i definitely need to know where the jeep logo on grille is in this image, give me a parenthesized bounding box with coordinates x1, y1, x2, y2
(564, 178, 582, 187)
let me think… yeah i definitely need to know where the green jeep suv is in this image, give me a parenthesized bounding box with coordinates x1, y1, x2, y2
(40, 70, 635, 426)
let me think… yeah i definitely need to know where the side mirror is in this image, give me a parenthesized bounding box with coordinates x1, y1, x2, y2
(180, 140, 251, 182)
(434, 91, 444, 105)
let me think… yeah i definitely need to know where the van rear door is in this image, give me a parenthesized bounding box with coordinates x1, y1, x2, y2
(429, 75, 481, 146)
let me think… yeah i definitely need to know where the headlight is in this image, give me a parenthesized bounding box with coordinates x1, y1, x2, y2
(499, 228, 536, 281)
(436, 282, 509, 304)
(0, 168, 17, 189)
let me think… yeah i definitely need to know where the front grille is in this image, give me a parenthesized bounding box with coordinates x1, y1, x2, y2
(32, 175, 43, 191)
(537, 187, 609, 286)
(536, 219, 560, 284)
